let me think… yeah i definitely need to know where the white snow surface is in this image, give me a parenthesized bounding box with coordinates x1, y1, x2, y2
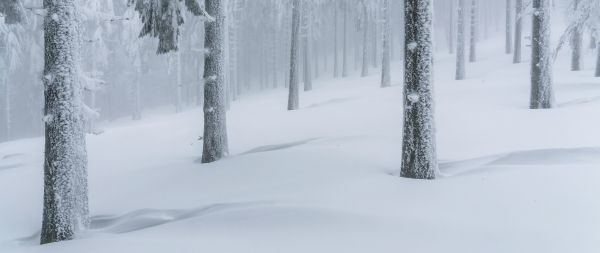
(1, 35, 600, 252)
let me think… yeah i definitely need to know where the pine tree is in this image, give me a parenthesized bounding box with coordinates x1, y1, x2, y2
(40, 0, 90, 244)
(401, 0, 437, 180)
(530, 0, 554, 109)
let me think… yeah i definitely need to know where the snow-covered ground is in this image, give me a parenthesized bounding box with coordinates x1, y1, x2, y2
(1, 34, 599, 252)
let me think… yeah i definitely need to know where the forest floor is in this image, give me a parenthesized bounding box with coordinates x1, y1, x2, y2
(1, 35, 599, 252)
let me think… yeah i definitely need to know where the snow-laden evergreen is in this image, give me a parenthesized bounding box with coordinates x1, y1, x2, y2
(401, 0, 437, 179)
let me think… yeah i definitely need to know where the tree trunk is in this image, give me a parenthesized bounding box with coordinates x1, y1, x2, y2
(41, 0, 89, 244)
(361, 1, 369, 77)
(456, 0, 466, 80)
(302, 4, 312, 91)
(176, 47, 183, 112)
(449, 0, 455, 54)
(401, 0, 437, 180)
(202, 0, 229, 163)
(333, 1, 339, 78)
(342, 1, 349, 77)
(132, 67, 142, 120)
(469, 0, 477, 62)
(530, 0, 554, 109)
(288, 0, 301, 110)
(595, 42, 600, 77)
(381, 0, 391, 87)
(570, 0, 582, 71)
(505, 0, 512, 54)
(513, 0, 522, 63)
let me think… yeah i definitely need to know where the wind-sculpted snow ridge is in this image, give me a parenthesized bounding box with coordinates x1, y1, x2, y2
(440, 147, 600, 177)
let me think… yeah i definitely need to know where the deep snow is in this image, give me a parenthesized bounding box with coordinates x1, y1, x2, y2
(1, 33, 600, 252)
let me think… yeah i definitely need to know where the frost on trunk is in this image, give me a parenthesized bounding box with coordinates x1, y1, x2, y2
(506, 0, 513, 54)
(361, 0, 369, 77)
(381, 0, 391, 87)
(302, 3, 312, 91)
(341, 1, 349, 78)
(513, 0, 523, 63)
(202, 0, 229, 163)
(401, 0, 437, 180)
(41, 0, 89, 244)
(469, 0, 477, 62)
(570, 0, 583, 71)
(449, 0, 455, 54)
(288, 0, 301, 110)
(333, 1, 339, 78)
(530, 0, 554, 109)
(455, 0, 466, 80)
(595, 41, 600, 77)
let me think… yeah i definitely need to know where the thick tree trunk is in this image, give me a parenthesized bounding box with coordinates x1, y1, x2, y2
(530, 0, 554, 109)
(41, 0, 89, 244)
(505, 0, 512, 54)
(288, 0, 301, 110)
(456, 0, 466, 80)
(469, 0, 477, 62)
(513, 0, 522, 63)
(381, 0, 391, 87)
(202, 0, 229, 163)
(570, 0, 582, 71)
(401, 0, 437, 180)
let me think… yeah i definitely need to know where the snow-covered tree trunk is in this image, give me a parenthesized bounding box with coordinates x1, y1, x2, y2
(342, 1, 349, 77)
(41, 0, 89, 244)
(595, 41, 600, 77)
(530, 0, 554, 109)
(469, 0, 477, 62)
(513, 0, 523, 63)
(449, 0, 455, 54)
(570, 0, 583, 71)
(333, 1, 339, 78)
(381, 0, 391, 87)
(456, 0, 466, 80)
(176, 45, 183, 113)
(361, 1, 369, 77)
(202, 0, 229, 163)
(401, 0, 437, 180)
(288, 0, 301, 110)
(302, 3, 312, 91)
(506, 0, 513, 54)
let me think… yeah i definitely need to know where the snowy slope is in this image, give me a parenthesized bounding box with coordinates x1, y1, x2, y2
(1, 34, 600, 252)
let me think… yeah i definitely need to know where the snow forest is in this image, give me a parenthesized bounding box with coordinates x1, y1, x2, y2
(0, 0, 599, 252)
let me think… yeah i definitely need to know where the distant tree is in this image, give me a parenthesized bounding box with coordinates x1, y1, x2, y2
(401, 0, 437, 180)
(288, 0, 301, 110)
(569, 0, 583, 71)
(469, 0, 477, 62)
(381, 0, 391, 87)
(513, 0, 523, 63)
(456, 0, 466, 80)
(506, 0, 513, 54)
(530, 0, 554, 109)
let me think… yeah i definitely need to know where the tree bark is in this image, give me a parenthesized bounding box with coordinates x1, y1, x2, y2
(381, 0, 391, 87)
(530, 0, 554, 109)
(469, 0, 477, 62)
(401, 0, 437, 180)
(513, 0, 523, 63)
(202, 0, 229, 163)
(41, 0, 89, 244)
(456, 0, 466, 80)
(288, 0, 301, 110)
